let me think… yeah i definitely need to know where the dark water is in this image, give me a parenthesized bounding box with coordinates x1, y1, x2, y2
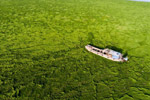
(130, 0, 150, 2)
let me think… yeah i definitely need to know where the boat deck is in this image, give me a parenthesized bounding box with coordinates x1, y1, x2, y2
(85, 45, 127, 62)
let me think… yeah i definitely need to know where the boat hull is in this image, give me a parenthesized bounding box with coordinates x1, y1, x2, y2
(85, 45, 126, 62)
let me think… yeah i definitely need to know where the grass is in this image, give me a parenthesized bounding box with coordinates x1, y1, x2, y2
(1, 0, 150, 99)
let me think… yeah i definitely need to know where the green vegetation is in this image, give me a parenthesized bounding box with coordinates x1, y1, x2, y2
(0, 0, 150, 99)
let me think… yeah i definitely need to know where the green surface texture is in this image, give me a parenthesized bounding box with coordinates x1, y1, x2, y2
(1, 0, 150, 99)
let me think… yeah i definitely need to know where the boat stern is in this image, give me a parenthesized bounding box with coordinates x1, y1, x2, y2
(123, 57, 128, 62)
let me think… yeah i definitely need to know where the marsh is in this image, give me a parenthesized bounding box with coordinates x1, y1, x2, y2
(1, 0, 150, 99)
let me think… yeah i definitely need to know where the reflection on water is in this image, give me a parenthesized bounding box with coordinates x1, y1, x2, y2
(130, 0, 150, 2)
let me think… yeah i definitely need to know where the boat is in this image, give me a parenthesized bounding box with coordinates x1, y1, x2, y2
(85, 45, 128, 62)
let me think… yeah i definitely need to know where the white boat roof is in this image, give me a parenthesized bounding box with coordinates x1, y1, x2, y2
(105, 49, 121, 56)
(106, 49, 121, 59)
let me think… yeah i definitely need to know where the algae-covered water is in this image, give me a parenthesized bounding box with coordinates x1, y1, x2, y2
(1, 0, 150, 99)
